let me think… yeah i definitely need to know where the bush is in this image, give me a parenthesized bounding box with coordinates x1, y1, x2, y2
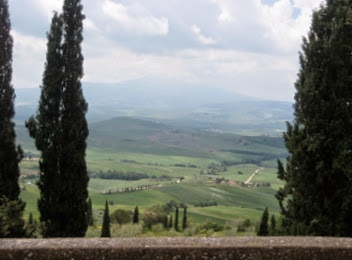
(142, 205, 167, 229)
(110, 209, 133, 225)
(0, 197, 26, 238)
(237, 218, 251, 232)
(197, 222, 224, 235)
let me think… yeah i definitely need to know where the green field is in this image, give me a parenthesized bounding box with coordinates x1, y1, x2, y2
(18, 117, 285, 236)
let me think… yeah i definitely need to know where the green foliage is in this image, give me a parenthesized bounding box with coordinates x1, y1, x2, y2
(182, 207, 187, 230)
(169, 215, 173, 229)
(90, 170, 149, 180)
(196, 222, 224, 235)
(0, 197, 26, 238)
(257, 207, 269, 236)
(101, 201, 111, 237)
(174, 207, 179, 231)
(110, 209, 132, 225)
(277, 0, 352, 237)
(133, 206, 139, 224)
(270, 214, 276, 235)
(163, 215, 168, 229)
(237, 218, 251, 232)
(142, 205, 167, 229)
(28, 212, 33, 225)
(87, 198, 94, 226)
(25, 0, 88, 237)
(193, 201, 218, 207)
(0, 0, 22, 204)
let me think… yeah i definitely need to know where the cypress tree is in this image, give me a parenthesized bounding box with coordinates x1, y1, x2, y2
(277, 0, 352, 236)
(60, 0, 88, 237)
(169, 215, 173, 229)
(133, 206, 139, 224)
(0, 0, 23, 204)
(269, 215, 276, 236)
(26, 0, 88, 237)
(26, 11, 64, 237)
(174, 207, 179, 231)
(257, 207, 269, 236)
(28, 212, 33, 225)
(87, 197, 94, 226)
(101, 200, 111, 238)
(182, 207, 187, 230)
(163, 215, 168, 229)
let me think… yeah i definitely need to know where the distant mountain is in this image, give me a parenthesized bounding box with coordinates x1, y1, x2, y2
(14, 80, 293, 134)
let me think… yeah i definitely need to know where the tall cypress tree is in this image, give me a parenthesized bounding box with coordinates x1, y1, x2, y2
(26, 0, 88, 237)
(0, 0, 22, 204)
(277, 0, 352, 236)
(60, 0, 88, 237)
(26, 11, 64, 238)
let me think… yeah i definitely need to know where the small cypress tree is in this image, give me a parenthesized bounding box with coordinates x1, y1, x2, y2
(169, 215, 173, 229)
(87, 198, 94, 226)
(182, 207, 187, 230)
(174, 207, 179, 231)
(163, 215, 168, 229)
(270, 215, 276, 235)
(257, 207, 269, 236)
(133, 206, 139, 224)
(101, 200, 111, 238)
(28, 212, 33, 225)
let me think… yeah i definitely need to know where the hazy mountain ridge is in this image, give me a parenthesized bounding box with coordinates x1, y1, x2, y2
(14, 82, 293, 133)
(17, 116, 287, 163)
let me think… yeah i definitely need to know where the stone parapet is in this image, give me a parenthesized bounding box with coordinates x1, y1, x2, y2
(0, 237, 351, 259)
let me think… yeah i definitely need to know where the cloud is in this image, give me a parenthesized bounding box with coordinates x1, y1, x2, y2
(83, 33, 297, 100)
(258, 0, 324, 52)
(34, 0, 62, 18)
(102, 0, 169, 36)
(9, 0, 326, 101)
(211, 0, 324, 53)
(191, 25, 217, 45)
(12, 31, 46, 88)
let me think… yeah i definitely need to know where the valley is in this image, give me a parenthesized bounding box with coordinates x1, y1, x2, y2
(18, 116, 286, 236)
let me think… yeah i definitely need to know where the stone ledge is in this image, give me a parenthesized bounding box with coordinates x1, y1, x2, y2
(0, 237, 351, 259)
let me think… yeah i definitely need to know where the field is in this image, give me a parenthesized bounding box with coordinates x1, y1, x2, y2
(17, 117, 286, 236)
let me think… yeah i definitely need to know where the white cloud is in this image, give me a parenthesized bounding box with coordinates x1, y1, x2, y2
(83, 34, 296, 100)
(10, 0, 327, 101)
(211, 0, 323, 53)
(12, 31, 46, 88)
(34, 0, 62, 18)
(258, 0, 324, 52)
(191, 25, 217, 45)
(84, 18, 99, 32)
(102, 0, 169, 36)
(212, 0, 235, 23)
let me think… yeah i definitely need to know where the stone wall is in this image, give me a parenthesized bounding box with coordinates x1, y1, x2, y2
(0, 237, 351, 259)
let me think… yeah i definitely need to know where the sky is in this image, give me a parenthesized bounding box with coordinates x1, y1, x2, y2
(9, 0, 325, 101)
